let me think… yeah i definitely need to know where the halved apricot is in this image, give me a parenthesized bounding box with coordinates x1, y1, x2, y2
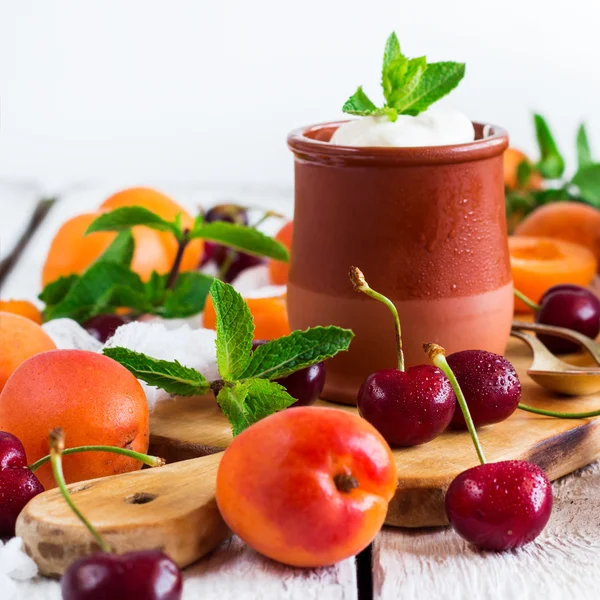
(514, 201, 600, 271)
(509, 236, 597, 312)
(203, 292, 290, 340)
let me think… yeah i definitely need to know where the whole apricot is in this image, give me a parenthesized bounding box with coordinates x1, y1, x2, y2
(0, 300, 42, 324)
(0, 349, 149, 488)
(268, 221, 293, 285)
(504, 148, 543, 191)
(101, 187, 203, 272)
(42, 212, 171, 286)
(0, 312, 56, 392)
(216, 406, 397, 567)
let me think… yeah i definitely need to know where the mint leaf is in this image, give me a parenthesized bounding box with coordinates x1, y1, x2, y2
(86, 206, 181, 238)
(577, 124, 593, 170)
(97, 230, 135, 266)
(516, 160, 533, 188)
(39, 274, 79, 306)
(534, 114, 565, 179)
(342, 87, 398, 121)
(145, 271, 168, 305)
(190, 221, 289, 262)
(161, 272, 213, 318)
(392, 61, 465, 116)
(241, 326, 354, 380)
(382, 32, 402, 73)
(210, 279, 254, 380)
(44, 262, 146, 322)
(103, 347, 210, 396)
(572, 164, 600, 207)
(217, 379, 295, 436)
(386, 56, 427, 111)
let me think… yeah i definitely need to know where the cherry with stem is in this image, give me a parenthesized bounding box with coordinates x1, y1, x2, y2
(350, 267, 455, 447)
(424, 344, 553, 551)
(49, 429, 183, 600)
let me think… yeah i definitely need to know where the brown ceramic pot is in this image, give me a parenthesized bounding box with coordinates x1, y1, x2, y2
(287, 121, 512, 405)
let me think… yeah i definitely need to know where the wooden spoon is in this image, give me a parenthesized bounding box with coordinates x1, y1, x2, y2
(513, 320, 600, 367)
(511, 329, 600, 396)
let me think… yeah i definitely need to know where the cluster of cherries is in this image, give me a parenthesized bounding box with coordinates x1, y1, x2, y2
(350, 268, 600, 551)
(0, 431, 181, 599)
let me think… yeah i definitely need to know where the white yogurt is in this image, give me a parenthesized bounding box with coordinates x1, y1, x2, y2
(329, 108, 475, 147)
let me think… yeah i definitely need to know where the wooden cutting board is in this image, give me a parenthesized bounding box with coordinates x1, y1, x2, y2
(17, 336, 600, 575)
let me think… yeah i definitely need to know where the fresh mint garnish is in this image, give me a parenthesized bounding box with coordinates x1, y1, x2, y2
(534, 114, 565, 179)
(86, 206, 181, 238)
(39, 274, 79, 306)
(342, 32, 465, 120)
(571, 164, 600, 206)
(97, 230, 135, 266)
(103, 347, 210, 396)
(576, 124, 593, 171)
(105, 279, 354, 436)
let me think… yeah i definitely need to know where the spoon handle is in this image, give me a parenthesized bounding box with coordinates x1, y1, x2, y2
(510, 329, 565, 371)
(512, 320, 600, 367)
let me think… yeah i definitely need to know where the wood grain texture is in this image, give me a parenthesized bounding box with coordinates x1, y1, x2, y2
(149, 337, 600, 528)
(16, 453, 229, 577)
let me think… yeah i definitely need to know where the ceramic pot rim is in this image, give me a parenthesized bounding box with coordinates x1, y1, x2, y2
(287, 120, 509, 166)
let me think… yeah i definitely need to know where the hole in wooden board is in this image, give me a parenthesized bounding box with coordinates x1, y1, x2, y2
(125, 492, 157, 505)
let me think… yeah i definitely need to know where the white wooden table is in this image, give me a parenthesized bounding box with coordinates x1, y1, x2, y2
(2, 183, 600, 600)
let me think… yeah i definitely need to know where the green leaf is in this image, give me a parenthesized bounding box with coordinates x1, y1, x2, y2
(97, 230, 135, 266)
(386, 56, 427, 111)
(216, 379, 295, 436)
(240, 326, 354, 380)
(86, 206, 181, 238)
(44, 262, 146, 322)
(210, 279, 254, 380)
(190, 221, 289, 262)
(392, 61, 465, 116)
(145, 271, 168, 305)
(161, 272, 214, 318)
(516, 159, 533, 188)
(577, 124, 593, 170)
(534, 114, 565, 179)
(382, 32, 402, 73)
(103, 347, 210, 396)
(342, 87, 398, 120)
(571, 164, 600, 207)
(39, 274, 79, 306)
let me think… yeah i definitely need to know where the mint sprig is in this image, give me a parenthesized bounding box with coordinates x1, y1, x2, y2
(342, 32, 465, 120)
(105, 279, 354, 436)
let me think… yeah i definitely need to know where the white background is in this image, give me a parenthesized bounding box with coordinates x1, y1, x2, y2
(1, 0, 599, 195)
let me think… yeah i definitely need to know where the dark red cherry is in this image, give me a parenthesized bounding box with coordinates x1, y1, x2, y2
(83, 314, 130, 343)
(357, 366, 456, 446)
(446, 350, 521, 429)
(445, 460, 552, 551)
(536, 286, 600, 353)
(215, 248, 266, 283)
(0, 431, 44, 538)
(61, 550, 182, 600)
(251, 341, 326, 407)
(205, 203, 248, 226)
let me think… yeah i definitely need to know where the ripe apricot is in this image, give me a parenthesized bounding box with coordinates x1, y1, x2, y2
(509, 236, 597, 312)
(0, 349, 149, 489)
(203, 292, 290, 339)
(269, 221, 293, 285)
(504, 148, 543, 191)
(216, 406, 397, 567)
(0, 300, 42, 324)
(514, 202, 600, 272)
(42, 212, 171, 286)
(101, 187, 203, 272)
(0, 312, 56, 393)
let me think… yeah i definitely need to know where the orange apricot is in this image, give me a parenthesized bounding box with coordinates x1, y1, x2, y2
(101, 187, 203, 272)
(0, 300, 42, 324)
(504, 148, 543, 191)
(509, 236, 597, 312)
(268, 221, 293, 285)
(204, 292, 290, 340)
(514, 201, 600, 271)
(0, 312, 56, 393)
(0, 349, 149, 489)
(216, 406, 397, 567)
(41, 212, 171, 286)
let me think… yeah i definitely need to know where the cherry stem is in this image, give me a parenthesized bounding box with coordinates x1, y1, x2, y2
(514, 288, 541, 312)
(218, 248, 236, 280)
(166, 228, 191, 289)
(518, 403, 600, 419)
(424, 343, 487, 465)
(251, 210, 283, 229)
(29, 445, 165, 473)
(49, 429, 112, 554)
(349, 266, 404, 372)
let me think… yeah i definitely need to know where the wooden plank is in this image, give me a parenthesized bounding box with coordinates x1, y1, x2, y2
(148, 336, 600, 528)
(372, 459, 600, 600)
